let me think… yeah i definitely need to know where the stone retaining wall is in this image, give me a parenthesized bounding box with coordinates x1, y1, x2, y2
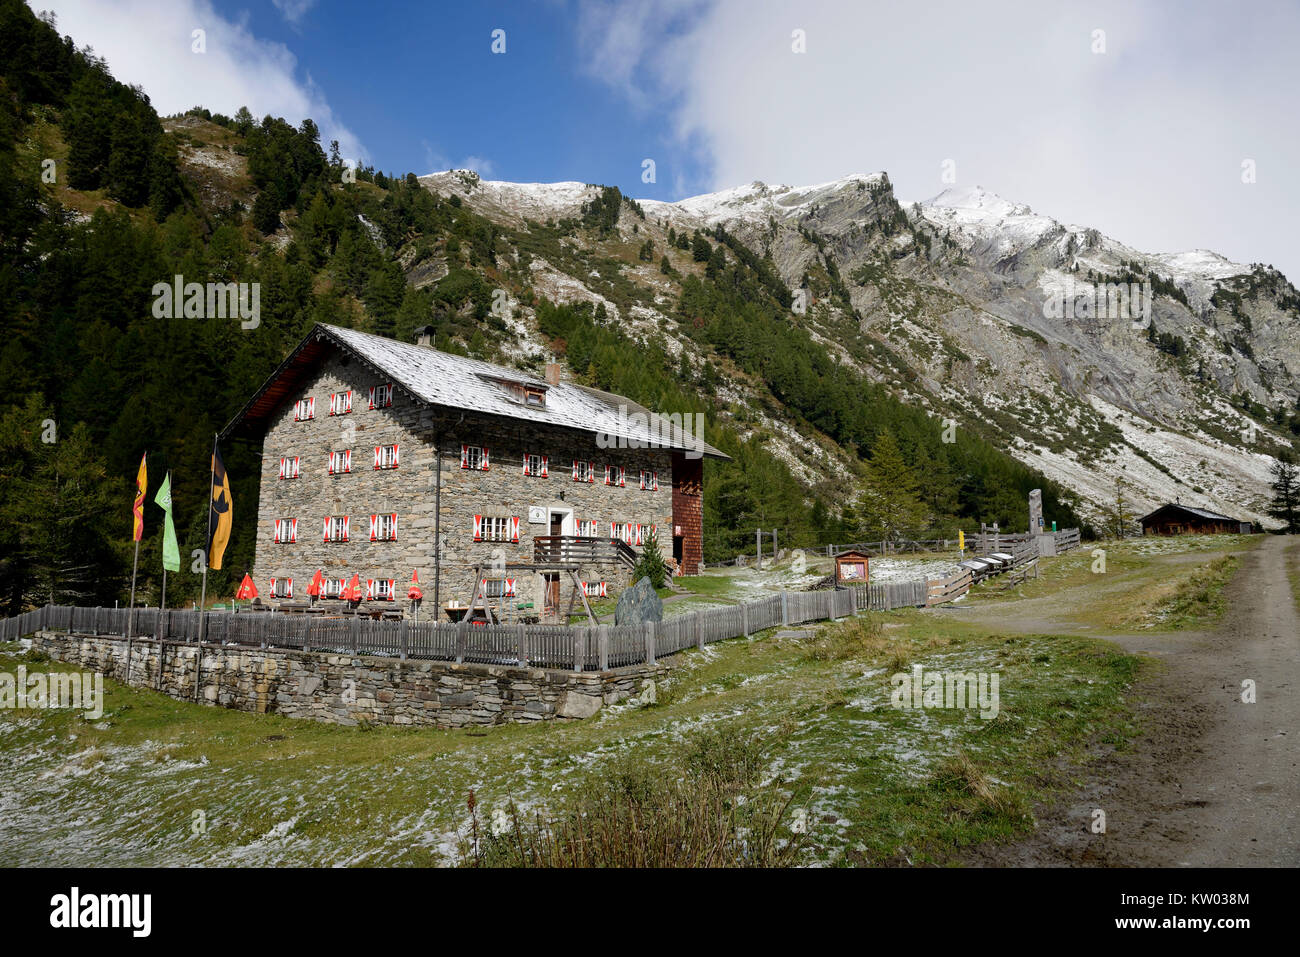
(31, 631, 667, 728)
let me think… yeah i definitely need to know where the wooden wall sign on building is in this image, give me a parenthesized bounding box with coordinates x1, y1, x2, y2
(834, 550, 870, 585)
(1139, 502, 1253, 536)
(221, 323, 730, 623)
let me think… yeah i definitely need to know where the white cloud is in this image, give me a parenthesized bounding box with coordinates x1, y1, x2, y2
(576, 0, 1300, 281)
(272, 0, 316, 25)
(36, 0, 365, 164)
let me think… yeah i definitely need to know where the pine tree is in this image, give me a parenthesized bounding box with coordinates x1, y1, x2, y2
(861, 431, 927, 542)
(633, 526, 669, 588)
(1268, 458, 1299, 533)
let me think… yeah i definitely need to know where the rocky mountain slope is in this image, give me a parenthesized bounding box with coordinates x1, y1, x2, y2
(417, 170, 1300, 527)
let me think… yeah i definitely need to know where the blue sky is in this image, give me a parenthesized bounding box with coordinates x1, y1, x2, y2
(237, 2, 710, 200)
(34, 0, 1300, 279)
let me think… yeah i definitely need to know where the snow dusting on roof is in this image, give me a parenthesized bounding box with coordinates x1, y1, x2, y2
(321, 325, 726, 458)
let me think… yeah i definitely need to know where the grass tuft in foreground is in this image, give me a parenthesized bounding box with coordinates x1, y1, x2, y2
(459, 728, 807, 867)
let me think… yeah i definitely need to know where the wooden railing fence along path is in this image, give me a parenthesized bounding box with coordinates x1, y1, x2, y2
(2, 530, 1077, 672)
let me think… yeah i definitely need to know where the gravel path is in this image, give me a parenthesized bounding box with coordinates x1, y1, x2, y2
(961, 535, 1299, 866)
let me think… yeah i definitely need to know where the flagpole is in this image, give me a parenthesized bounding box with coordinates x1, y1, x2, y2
(196, 435, 216, 702)
(126, 451, 145, 684)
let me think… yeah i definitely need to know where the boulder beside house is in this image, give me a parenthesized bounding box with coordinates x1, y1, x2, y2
(221, 323, 729, 623)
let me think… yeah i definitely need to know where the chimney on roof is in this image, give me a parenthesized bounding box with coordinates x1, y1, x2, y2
(545, 362, 562, 386)
(414, 325, 433, 348)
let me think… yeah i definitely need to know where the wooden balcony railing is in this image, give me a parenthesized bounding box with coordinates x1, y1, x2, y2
(533, 536, 639, 569)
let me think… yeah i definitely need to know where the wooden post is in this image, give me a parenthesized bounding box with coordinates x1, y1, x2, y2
(741, 603, 749, 637)
(780, 591, 789, 626)
(756, 528, 762, 570)
(192, 641, 203, 703)
(644, 621, 656, 666)
(455, 620, 467, 664)
(573, 628, 585, 673)
(516, 623, 527, 667)
(350, 616, 360, 656)
(400, 620, 409, 661)
(695, 611, 704, 650)
(598, 625, 609, 671)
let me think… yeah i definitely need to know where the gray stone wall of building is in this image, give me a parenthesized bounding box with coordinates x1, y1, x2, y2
(252, 353, 673, 619)
(32, 631, 668, 728)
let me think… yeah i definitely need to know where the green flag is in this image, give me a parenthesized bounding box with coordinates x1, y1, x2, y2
(154, 471, 181, 572)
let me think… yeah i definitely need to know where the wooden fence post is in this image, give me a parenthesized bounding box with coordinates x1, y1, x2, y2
(455, 620, 467, 664)
(741, 603, 749, 637)
(350, 616, 360, 656)
(644, 621, 656, 666)
(780, 592, 789, 626)
(695, 611, 704, 650)
(400, 620, 409, 661)
(573, 628, 585, 672)
(516, 623, 527, 667)
(598, 625, 609, 671)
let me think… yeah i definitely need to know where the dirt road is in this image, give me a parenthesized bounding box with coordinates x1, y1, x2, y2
(964, 535, 1300, 866)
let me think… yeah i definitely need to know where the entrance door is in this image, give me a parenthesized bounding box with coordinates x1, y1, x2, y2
(550, 513, 564, 537)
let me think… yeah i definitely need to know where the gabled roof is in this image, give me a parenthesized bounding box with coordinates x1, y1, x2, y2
(221, 323, 729, 459)
(1138, 502, 1241, 524)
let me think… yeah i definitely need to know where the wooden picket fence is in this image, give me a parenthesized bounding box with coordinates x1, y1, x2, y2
(3, 550, 1018, 673)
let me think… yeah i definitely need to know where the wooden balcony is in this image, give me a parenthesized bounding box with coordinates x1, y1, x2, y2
(533, 536, 638, 569)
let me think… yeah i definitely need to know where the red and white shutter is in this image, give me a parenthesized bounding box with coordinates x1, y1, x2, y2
(482, 447, 490, 471)
(392, 444, 399, 468)
(619, 467, 626, 487)
(323, 517, 331, 543)
(290, 518, 298, 543)
(274, 519, 283, 542)
(368, 385, 376, 410)
(652, 472, 659, 491)
(587, 462, 595, 483)
(342, 516, 350, 542)
(369, 514, 378, 541)
(461, 445, 469, 469)
(386, 579, 395, 600)
(509, 516, 520, 543)
(572, 460, 580, 481)
(328, 451, 336, 475)
(604, 465, 611, 486)
(580, 581, 589, 597)
(374, 446, 381, 470)
(329, 393, 337, 415)
(286, 578, 294, 599)
(343, 450, 352, 473)
(306, 396, 315, 419)
(540, 455, 548, 478)
(391, 514, 399, 541)
(473, 515, 483, 542)
(278, 458, 287, 480)
(504, 578, 516, 598)
(523, 453, 529, 476)
(292, 457, 300, 478)
(639, 471, 646, 490)
(365, 579, 374, 601)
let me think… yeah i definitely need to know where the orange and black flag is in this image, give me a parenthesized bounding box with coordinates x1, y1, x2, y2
(207, 443, 233, 570)
(133, 452, 148, 541)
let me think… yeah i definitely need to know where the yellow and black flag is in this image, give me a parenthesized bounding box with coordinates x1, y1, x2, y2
(207, 443, 233, 570)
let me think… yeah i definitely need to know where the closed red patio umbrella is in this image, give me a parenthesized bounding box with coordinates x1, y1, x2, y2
(235, 573, 258, 601)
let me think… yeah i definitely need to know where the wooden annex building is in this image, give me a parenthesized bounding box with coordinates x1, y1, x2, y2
(1139, 503, 1253, 536)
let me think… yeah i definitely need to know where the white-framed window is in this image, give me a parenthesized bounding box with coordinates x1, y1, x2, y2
(374, 444, 400, 470)
(278, 456, 301, 480)
(580, 581, 607, 598)
(604, 464, 626, 487)
(369, 383, 394, 409)
(473, 515, 519, 543)
(328, 449, 353, 475)
(367, 578, 396, 601)
(269, 578, 294, 599)
(577, 519, 600, 537)
(323, 515, 350, 543)
(639, 470, 659, 491)
(460, 444, 489, 470)
(369, 513, 398, 542)
(323, 578, 345, 599)
(273, 517, 298, 544)
(329, 391, 353, 416)
(481, 578, 517, 599)
(572, 460, 596, 483)
(294, 397, 315, 421)
(523, 453, 548, 478)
